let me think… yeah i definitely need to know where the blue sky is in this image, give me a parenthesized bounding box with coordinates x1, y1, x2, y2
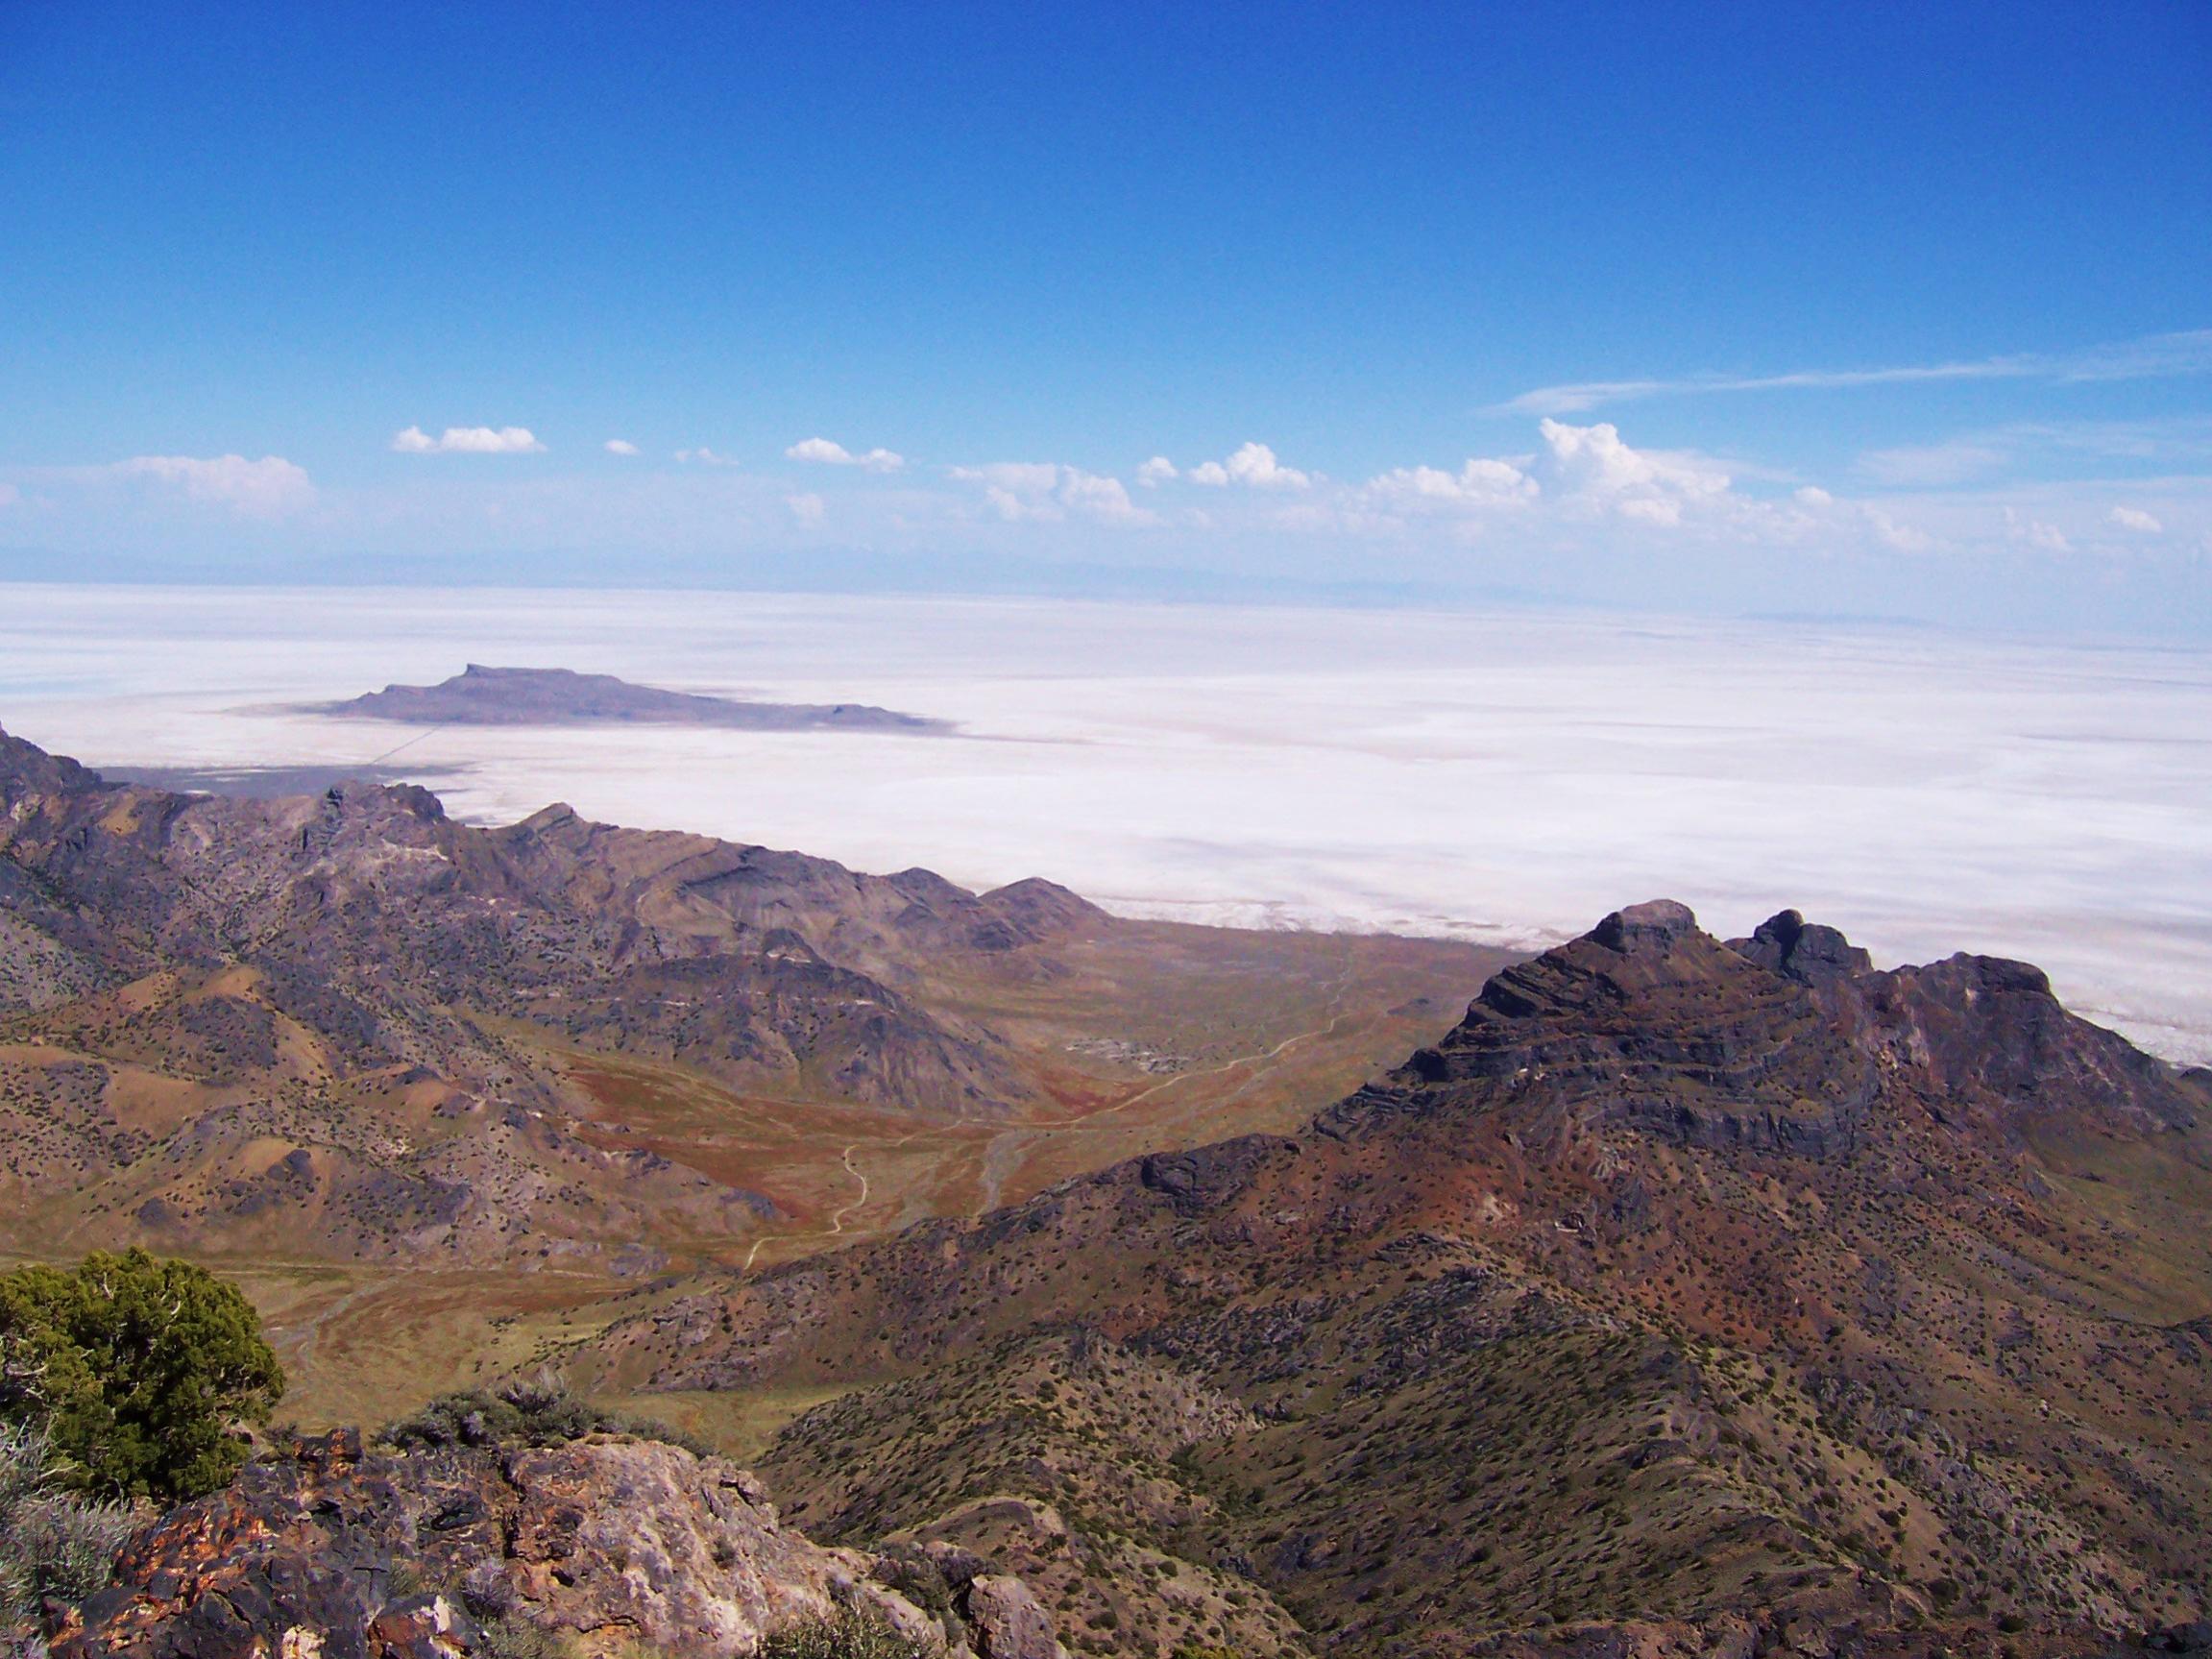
(2, 2, 2208, 632)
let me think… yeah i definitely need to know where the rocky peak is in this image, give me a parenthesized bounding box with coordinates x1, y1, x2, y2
(0, 722, 102, 804)
(1730, 908, 1874, 987)
(1586, 897, 1701, 954)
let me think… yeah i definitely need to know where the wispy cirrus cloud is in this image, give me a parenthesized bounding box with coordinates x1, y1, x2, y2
(786, 436, 904, 473)
(391, 425, 545, 454)
(1856, 441, 2010, 487)
(1497, 329, 2212, 416)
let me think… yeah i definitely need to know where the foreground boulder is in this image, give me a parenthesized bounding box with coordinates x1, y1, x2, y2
(53, 1428, 1052, 1658)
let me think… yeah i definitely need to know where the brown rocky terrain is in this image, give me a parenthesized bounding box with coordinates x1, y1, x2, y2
(0, 720, 1502, 1424)
(574, 902, 2212, 1657)
(54, 1426, 1066, 1659)
(15, 710, 2208, 1656)
(310, 663, 946, 732)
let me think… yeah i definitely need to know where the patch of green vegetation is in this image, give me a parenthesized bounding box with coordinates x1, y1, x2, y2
(755, 1607, 936, 1659)
(0, 1248, 283, 1502)
(0, 1420, 136, 1638)
(380, 1370, 712, 1456)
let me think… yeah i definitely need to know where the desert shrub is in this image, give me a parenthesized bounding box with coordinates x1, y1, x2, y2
(755, 1608, 934, 1659)
(868, 1543, 956, 1618)
(381, 1372, 709, 1457)
(474, 1610, 573, 1659)
(0, 1249, 283, 1504)
(0, 1421, 136, 1635)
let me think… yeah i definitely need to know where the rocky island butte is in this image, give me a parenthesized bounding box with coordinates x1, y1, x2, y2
(310, 664, 948, 733)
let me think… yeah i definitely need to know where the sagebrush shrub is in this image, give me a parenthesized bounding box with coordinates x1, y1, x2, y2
(0, 1421, 135, 1636)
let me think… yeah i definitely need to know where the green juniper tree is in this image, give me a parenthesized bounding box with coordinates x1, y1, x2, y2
(0, 1249, 284, 1504)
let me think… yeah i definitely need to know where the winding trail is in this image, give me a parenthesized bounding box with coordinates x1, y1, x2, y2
(739, 1125, 926, 1273)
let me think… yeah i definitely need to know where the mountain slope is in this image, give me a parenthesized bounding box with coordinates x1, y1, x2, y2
(583, 902, 2212, 1655)
(0, 722, 1501, 1305)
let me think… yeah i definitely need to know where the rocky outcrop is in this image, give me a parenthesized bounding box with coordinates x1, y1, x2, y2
(52, 1429, 1055, 1659)
(1729, 907, 1872, 987)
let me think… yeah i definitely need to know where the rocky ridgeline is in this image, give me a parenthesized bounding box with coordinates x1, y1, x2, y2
(0, 721, 1114, 1269)
(581, 901, 2211, 1655)
(53, 1429, 1065, 1659)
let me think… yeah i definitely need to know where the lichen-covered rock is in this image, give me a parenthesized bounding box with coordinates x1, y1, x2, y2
(50, 1430, 949, 1659)
(960, 1574, 1065, 1659)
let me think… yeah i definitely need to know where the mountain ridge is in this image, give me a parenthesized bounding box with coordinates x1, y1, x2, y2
(575, 899, 2212, 1655)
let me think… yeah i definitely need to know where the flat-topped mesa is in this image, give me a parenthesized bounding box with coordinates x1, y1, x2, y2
(310, 664, 949, 733)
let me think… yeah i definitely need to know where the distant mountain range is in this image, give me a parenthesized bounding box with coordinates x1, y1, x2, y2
(308, 662, 948, 732)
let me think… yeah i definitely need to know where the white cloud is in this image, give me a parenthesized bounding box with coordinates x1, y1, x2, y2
(1058, 470, 1145, 523)
(950, 460, 1154, 525)
(786, 436, 904, 473)
(1364, 457, 1536, 507)
(674, 447, 740, 466)
(2005, 507, 2073, 554)
(1190, 441, 1310, 490)
(1534, 419, 1730, 515)
(1136, 456, 1178, 486)
(1865, 510, 1934, 553)
(604, 439, 641, 456)
(1793, 486, 1835, 507)
(2108, 505, 2163, 534)
(786, 492, 826, 526)
(950, 461, 1061, 495)
(111, 453, 316, 518)
(1499, 328, 2212, 415)
(391, 425, 545, 454)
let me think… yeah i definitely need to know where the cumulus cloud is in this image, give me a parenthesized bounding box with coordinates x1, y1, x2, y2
(111, 453, 316, 518)
(949, 460, 1153, 525)
(391, 425, 545, 454)
(1136, 456, 1178, 486)
(604, 439, 641, 456)
(1865, 510, 1934, 553)
(1187, 441, 1310, 490)
(786, 492, 826, 526)
(674, 447, 740, 466)
(1364, 457, 1536, 507)
(2005, 507, 2072, 554)
(1533, 419, 1731, 518)
(786, 436, 904, 473)
(2108, 505, 2163, 534)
